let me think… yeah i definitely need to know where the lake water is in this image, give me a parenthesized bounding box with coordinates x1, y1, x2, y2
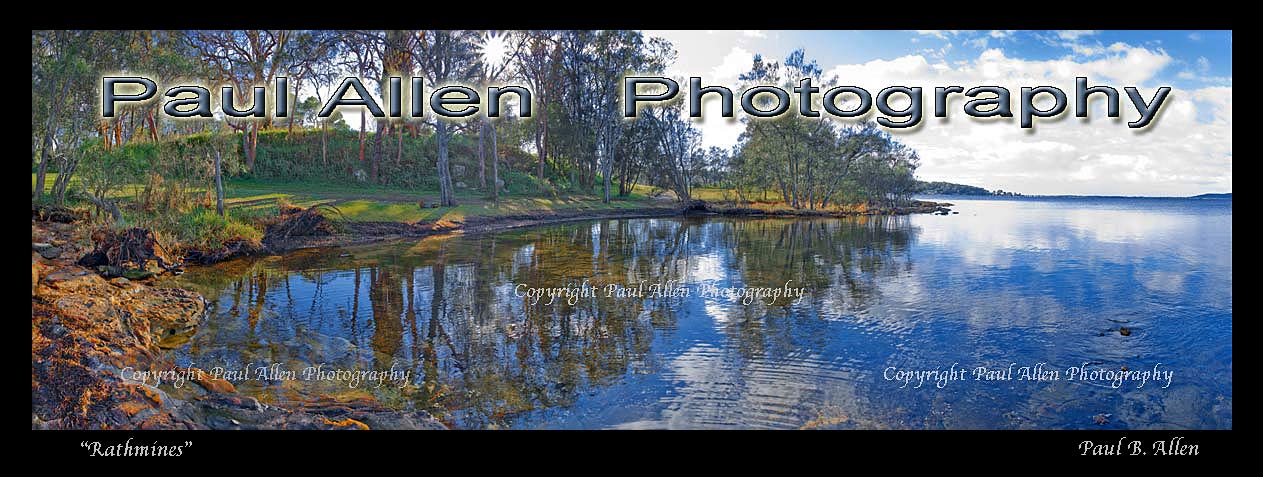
(169, 197, 1232, 429)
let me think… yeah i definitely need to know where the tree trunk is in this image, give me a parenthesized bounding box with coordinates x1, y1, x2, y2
(371, 121, 384, 184)
(87, 193, 122, 223)
(34, 77, 75, 202)
(214, 150, 225, 217)
(807, 160, 815, 210)
(491, 121, 499, 203)
(537, 106, 548, 182)
(478, 120, 486, 189)
(52, 151, 78, 206)
(396, 125, 403, 165)
(601, 149, 612, 204)
(436, 121, 455, 206)
(245, 124, 258, 171)
(146, 109, 160, 143)
(34, 132, 53, 202)
(240, 128, 250, 170)
(287, 85, 297, 133)
(358, 112, 366, 165)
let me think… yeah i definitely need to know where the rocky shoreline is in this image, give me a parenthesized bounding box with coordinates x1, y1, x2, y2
(31, 199, 952, 430)
(31, 219, 444, 430)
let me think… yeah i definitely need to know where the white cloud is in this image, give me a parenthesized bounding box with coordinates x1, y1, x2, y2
(1035, 31, 1109, 58)
(1192, 86, 1232, 124)
(1188, 32, 1202, 41)
(1177, 57, 1231, 85)
(647, 30, 1230, 195)
(1196, 56, 1211, 73)
(1068, 43, 1104, 56)
(1058, 30, 1098, 40)
(990, 30, 1016, 39)
(914, 30, 963, 39)
(711, 47, 754, 80)
(819, 47, 1228, 196)
(741, 30, 767, 39)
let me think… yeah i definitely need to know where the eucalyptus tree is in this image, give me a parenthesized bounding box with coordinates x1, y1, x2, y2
(338, 29, 418, 183)
(729, 48, 928, 209)
(413, 30, 482, 206)
(515, 30, 560, 182)
(336, 30, 386, 177)
(474, 30, 524, 202)
(185, 30, 293, 172)
(32, 30, 146, 204)
(554, 30, 596, 189)
(32, 30, 92, 202)
(280, 30, 340, 134)
(557, 30, 672, 203)
(644, 104, 702, 201)
(295, 35, 346, 168)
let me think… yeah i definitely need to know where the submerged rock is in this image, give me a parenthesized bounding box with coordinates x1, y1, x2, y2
(186, 367, 237, 394)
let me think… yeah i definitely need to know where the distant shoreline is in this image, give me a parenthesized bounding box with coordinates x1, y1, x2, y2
(917, 193, 1231, 200)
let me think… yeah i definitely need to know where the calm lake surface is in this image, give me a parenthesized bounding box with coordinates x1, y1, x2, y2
(170, 197, 1232, 429)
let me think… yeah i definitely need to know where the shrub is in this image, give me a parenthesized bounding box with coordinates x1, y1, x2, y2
(175, 208, 263, 251)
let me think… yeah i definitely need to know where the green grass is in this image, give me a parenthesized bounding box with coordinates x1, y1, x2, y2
(32, 172, 155, 202)
(175, 208, 263, 250)
(690, 187, 737, 201)
(34, 173, 681, 231)
(219, 178, 665, 223)
(332, 196, 654, 223)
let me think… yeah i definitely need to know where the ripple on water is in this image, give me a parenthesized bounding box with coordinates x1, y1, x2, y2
(170, 200, 1231, 429)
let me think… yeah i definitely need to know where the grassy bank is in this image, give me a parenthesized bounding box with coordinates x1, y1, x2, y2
(34, 173, 673, 253)
(35, 172, 942, 259)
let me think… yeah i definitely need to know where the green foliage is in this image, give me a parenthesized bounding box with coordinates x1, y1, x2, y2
(174, 208, 263, 251)
(250, 129, 446, 187)
(499, 170, 551, 196)
(915, 181, 992, 195)
(727, 50, 921, 208)
(78, 139, 145, 206)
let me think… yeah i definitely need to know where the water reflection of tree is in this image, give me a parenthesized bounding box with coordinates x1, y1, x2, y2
(183, 216, 919, 429)
(363, 220, 696, 428)
(368, 266, 403, 371)
(717, 216, 918, 360)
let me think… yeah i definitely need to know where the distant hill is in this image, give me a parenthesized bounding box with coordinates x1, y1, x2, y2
(1190, 193, 1231, 199)
(915, 181, 1021, 196)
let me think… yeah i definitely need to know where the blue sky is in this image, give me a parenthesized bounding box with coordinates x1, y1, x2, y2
(646, 30, 1232, 196)
(774, 31, 1230, 85)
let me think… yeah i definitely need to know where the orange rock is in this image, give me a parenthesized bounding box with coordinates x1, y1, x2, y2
(118, 400, 149, 417)
(136, 385, 164, 406)
(323, 417, 370, 430)
(188, 368, 237, 394)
